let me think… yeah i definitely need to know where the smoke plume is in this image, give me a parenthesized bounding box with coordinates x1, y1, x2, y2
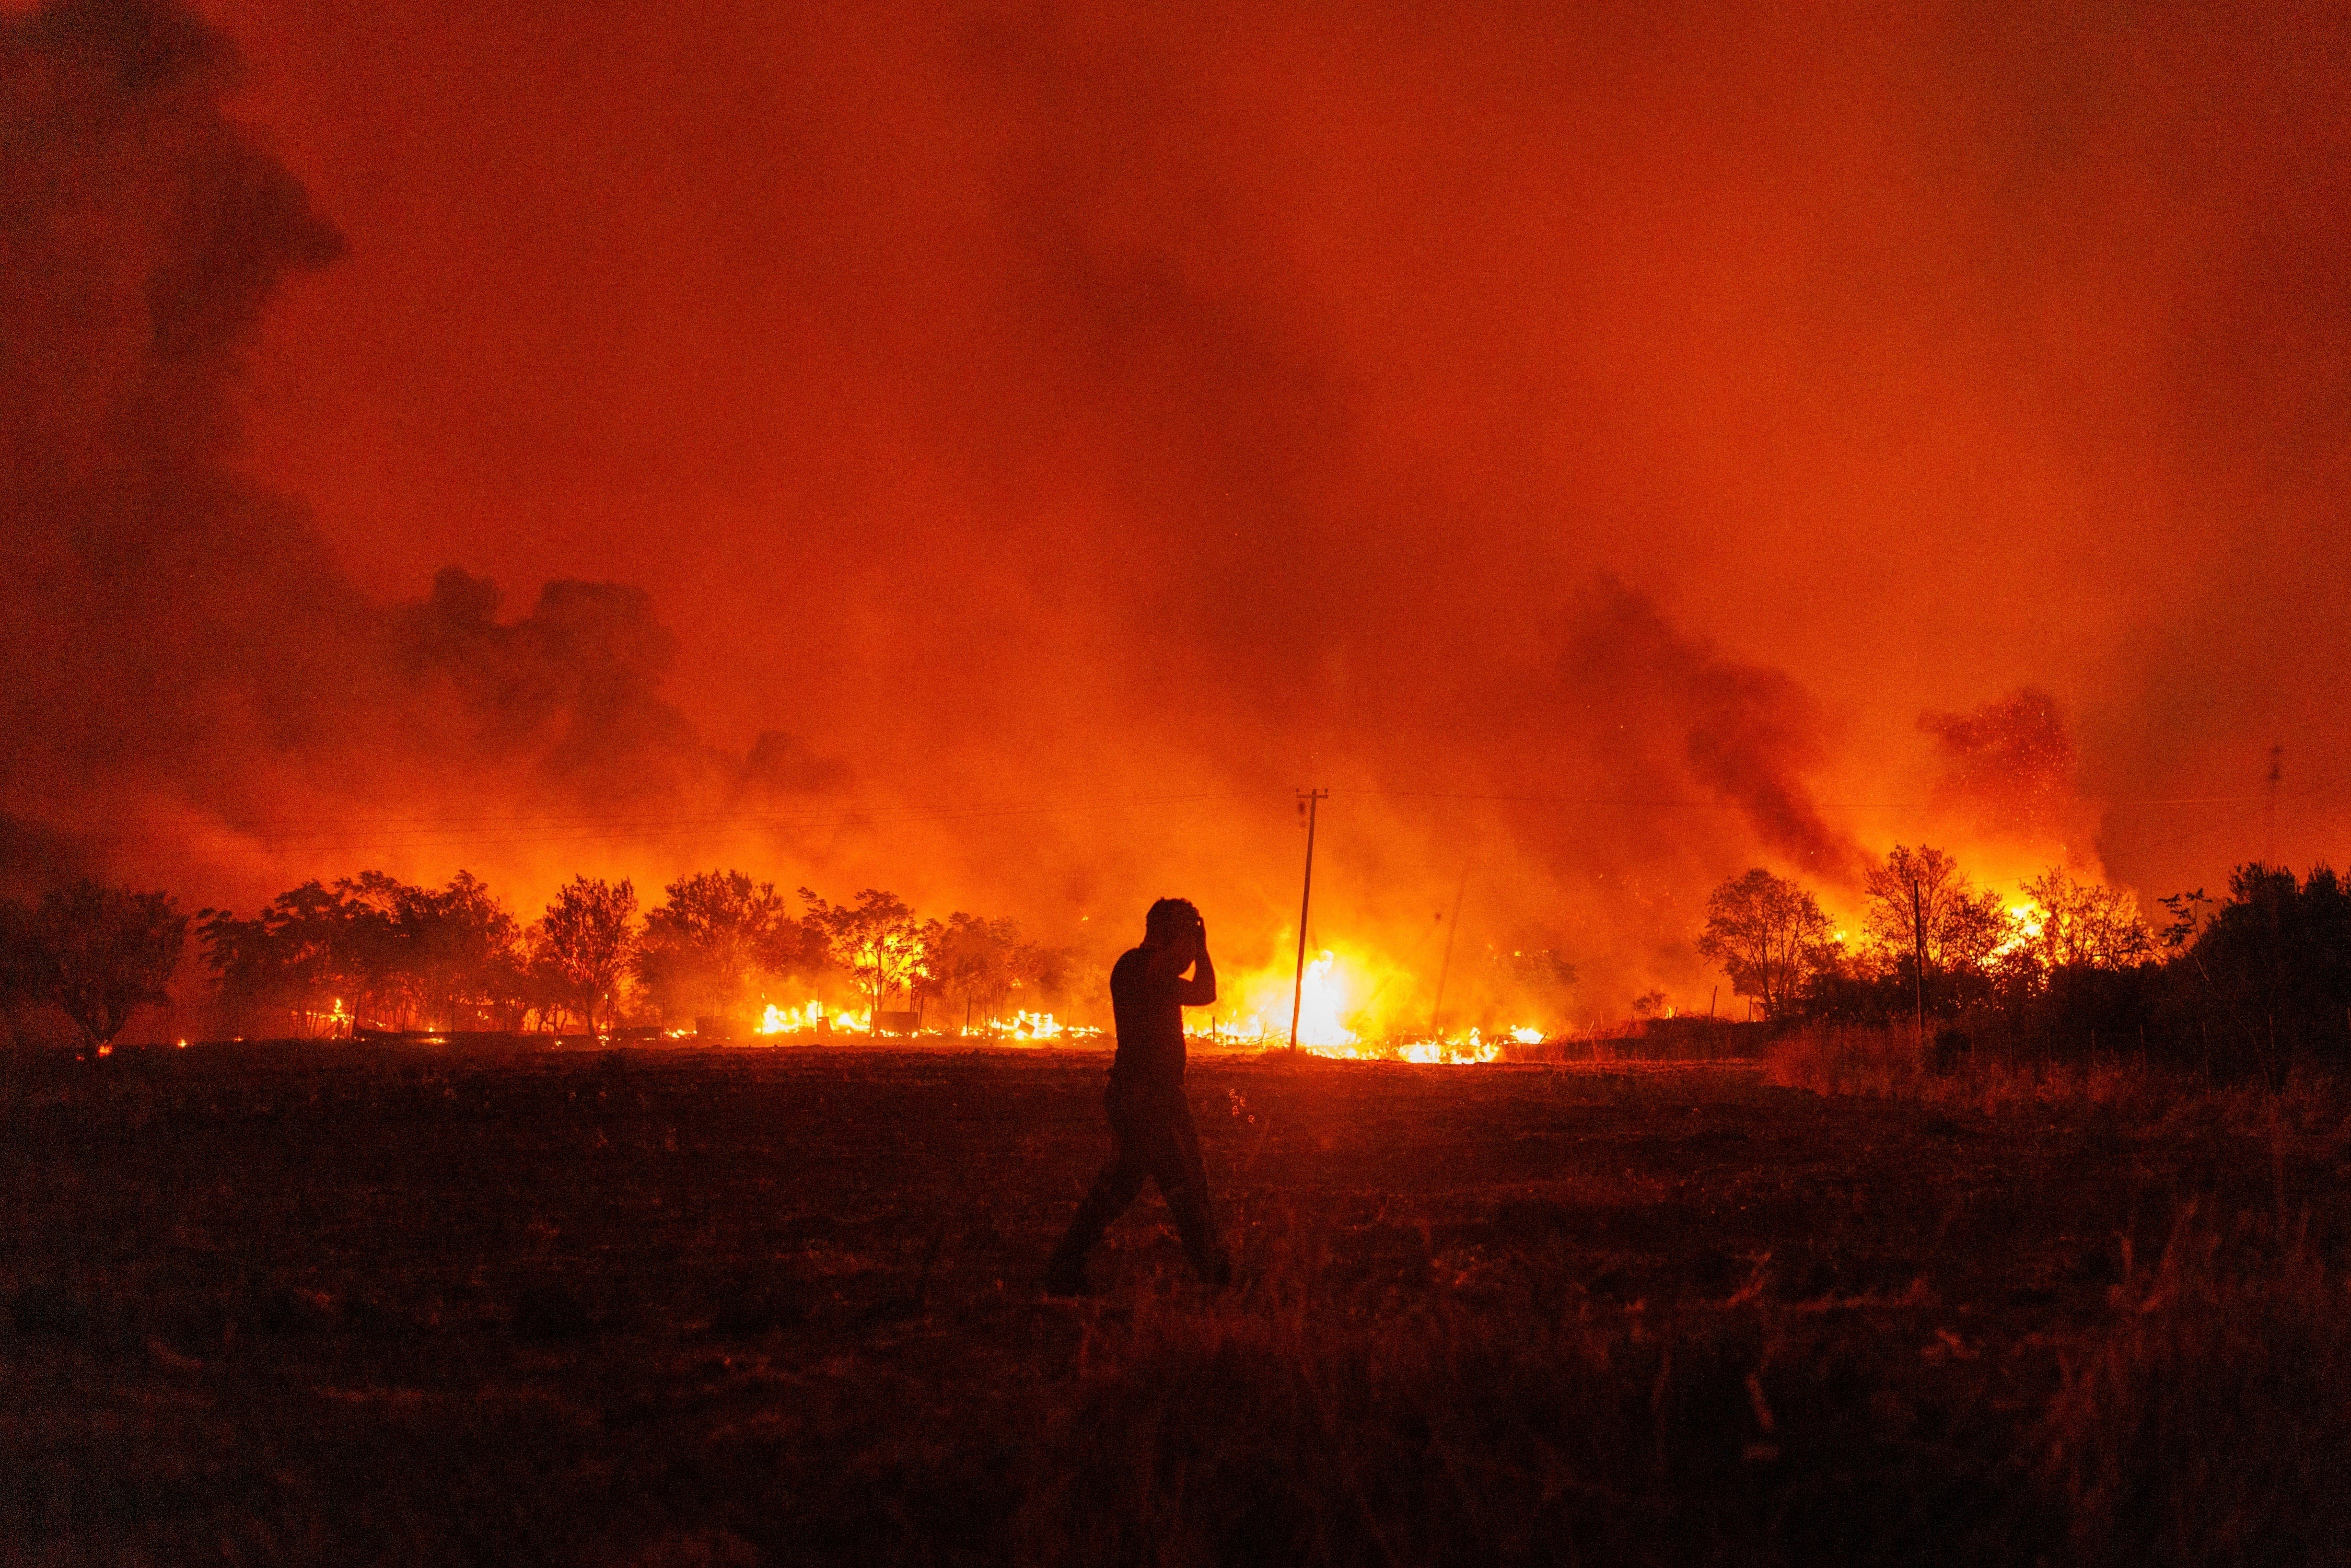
(0, 0, 841, 904)
(8, 0, 2350, 1021)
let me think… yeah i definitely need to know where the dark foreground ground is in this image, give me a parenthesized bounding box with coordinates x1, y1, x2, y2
(4, 1045, 2347, 1566)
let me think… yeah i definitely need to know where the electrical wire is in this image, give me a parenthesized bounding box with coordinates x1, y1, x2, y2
(2098, 774, 2345, 861)
(61, 780, 2333, 860)
(92, 791, 1291, 854)
(1337, 788, 2279, 809)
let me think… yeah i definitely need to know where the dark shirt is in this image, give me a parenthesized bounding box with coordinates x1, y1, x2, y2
(1108, 943, 1213, 1089)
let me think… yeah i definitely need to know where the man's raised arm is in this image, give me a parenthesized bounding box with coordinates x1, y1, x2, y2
(1177, 921, 1216, 1006)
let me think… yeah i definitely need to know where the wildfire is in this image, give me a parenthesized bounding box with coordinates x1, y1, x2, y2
(746, 998, 1086, 1043)
(1293, 950, 1359, 1049)
(1200, 950, 1543, 1064)
(755, 1000, 872, 1035)
(1398, 1032, 1503, 1065)
(295, 997, 351, 1038)
(724, 946, 1548, 1063)
(1990, 899, 2048, 962)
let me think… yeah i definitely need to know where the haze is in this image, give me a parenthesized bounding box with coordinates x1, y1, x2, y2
(6, 0, 2345, 1012)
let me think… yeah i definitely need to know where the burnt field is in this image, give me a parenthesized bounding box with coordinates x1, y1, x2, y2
(5, 1046, 2348, 1566)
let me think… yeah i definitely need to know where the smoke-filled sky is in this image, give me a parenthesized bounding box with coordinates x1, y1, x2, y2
(6, 0, 2347, 1015)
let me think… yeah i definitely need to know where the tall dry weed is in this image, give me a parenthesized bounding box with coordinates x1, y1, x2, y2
(1764, 1023, 2351, 1127)
(1764, 1023, 1934, 1100)
(2043, 1202, 2351, 1567)
(1010, 1194, 2052, 1566)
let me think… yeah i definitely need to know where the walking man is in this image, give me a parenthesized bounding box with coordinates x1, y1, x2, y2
(1044, 897, 1231, 1294)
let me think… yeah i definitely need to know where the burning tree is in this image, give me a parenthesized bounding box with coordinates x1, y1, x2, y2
(800, 888, 928, 1025)
(201, 880, 375, 1036)
(637, 870, 799, 1025)
(1861, 845, 2007, 1012)
(202, 872, 536, 1036)
(929, 911, 1051, 1030)
(1695, 868, 1838, 1019)
(535, 876, 638, 1035)
(20, 880, 187, 1051)
(2014, 867, 2151, 973)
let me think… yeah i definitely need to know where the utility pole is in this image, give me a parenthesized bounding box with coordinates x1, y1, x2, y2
(1289, 788, 1328, 1054)
(2267, 744, 2284, 866)
(1911, 874, 1928, 1051)
(1429, 857, 1473, 1037)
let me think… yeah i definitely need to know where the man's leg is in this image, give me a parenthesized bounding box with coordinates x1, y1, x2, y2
(1045, 1091, 1149, 1291)
(1144, 1089, 1230, 1286)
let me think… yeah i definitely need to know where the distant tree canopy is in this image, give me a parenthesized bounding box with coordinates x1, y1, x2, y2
(12, 880, 188, 1050)
(2015, 866, 2150, 974)
(800, 888, 928, 1021)
(1686, 844, 2351, 1078)
(389, 871, 527, 1031)
(636, 870, 802, 1023)
(199, 880, 365, 1036)
(200, 871, 527, 1035)
(1860, 845, 2008, 997)
(535, 876, 637, 1035)
(183, 864, 1078, 1038)
(929, 911, 1050, 1028)
(1695, 868, 1836, 1019)
(38, 842, 2346, 1078)
(2164, 863, 2351, 1073)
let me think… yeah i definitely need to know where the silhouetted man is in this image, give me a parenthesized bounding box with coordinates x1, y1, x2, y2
(1044, 897, 1230, 1294)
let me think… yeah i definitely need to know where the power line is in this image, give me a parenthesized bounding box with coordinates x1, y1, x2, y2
(85, 791, 1290, 853)
(2101, 773, 2345, 862)
(92, 783, 2285, 840)
(52, 778, 2335, 861)
(1342, 788, 2282, 809)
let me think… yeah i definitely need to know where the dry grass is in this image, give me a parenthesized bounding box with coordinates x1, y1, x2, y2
(2045, 1203, 2351, 1568)
(1766, 1023, 2351, 1567)
(5, 1043, 2348, 1565)
(1766, 1021, 2351, 1127)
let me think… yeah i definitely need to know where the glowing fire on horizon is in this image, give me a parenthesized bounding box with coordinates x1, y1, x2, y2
(1991, 899, 2048, 962)
(732, 945, 1550, 1063)
(752, 998, 1078, 1042)
(1206, 949, 1545, 1064)
(756, 1000, 872, 1035)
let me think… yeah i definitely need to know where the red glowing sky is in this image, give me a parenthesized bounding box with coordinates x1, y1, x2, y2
(6, 0, 2347, 1007)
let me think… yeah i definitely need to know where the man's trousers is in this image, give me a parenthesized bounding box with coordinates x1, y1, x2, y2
(1048, 1078, 1227, 1284)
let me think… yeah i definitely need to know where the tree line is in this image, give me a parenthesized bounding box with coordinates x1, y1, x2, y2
(196, 869, 1072, 1039)
(1696, 848, 2351, 1076)
(0, 868, 1072, 1049)
(8, 847, 2344, 1073)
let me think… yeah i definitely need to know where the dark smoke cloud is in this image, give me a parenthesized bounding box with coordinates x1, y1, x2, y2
(1554, 579, 1860, 881)
(393, 568, 846, 816)
(0, 0, 840, 902)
